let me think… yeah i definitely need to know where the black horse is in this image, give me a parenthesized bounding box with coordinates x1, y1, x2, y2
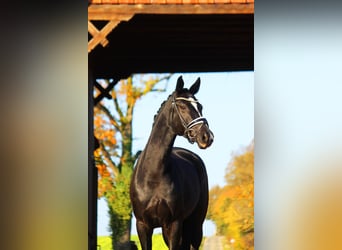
(130, 76, 214, 250)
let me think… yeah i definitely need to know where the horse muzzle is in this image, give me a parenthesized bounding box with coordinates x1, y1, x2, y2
(196, 126, 214, 149)
(183, 117, 213, 149)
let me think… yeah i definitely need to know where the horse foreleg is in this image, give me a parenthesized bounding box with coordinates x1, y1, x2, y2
(136, 220, 153, 250)
(168, 220, 182, 250)
(190, 228, 203, 250)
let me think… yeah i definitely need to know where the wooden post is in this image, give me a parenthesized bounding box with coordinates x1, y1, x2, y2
(88, 66, 98, 250)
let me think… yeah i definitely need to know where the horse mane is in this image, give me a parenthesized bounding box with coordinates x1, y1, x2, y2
(152, 93, 173, 127)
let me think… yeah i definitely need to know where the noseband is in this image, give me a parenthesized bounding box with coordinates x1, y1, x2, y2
(171, 96, 208, 143)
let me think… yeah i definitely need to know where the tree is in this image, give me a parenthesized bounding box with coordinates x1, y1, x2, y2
(94, 74, 172, 249)
(207, 140, 254, 250)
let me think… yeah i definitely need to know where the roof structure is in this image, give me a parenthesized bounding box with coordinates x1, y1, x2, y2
(88, 1, 253, 78)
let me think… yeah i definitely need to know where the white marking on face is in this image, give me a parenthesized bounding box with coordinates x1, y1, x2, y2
(188, 97, 201, 116)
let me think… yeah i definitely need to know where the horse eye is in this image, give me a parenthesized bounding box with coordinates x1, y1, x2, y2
(179, 103, 187, 110)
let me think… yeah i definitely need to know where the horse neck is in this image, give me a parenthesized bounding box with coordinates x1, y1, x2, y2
(138, 101, 176, 177)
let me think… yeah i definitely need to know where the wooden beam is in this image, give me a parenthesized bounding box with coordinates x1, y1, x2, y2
(88, 4, 254, 20)
(88, 18, 132, 53)
(88, 21, 109, 47)
(88, 20, 119, 52)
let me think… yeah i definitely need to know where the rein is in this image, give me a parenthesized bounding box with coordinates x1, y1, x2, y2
(171, 96, 208, 143)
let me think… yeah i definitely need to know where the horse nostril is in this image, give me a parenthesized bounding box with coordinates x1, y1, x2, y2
(207, 132, 214, 145)
(202, 133, 208, 142)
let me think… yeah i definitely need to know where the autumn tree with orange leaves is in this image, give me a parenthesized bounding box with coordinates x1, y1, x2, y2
(207, 140, 254, 250)
(94, 74, 172, 249)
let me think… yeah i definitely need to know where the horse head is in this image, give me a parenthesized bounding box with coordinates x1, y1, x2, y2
(171, 76, 214, 149)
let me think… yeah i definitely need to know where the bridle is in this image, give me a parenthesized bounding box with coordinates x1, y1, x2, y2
(171, 95, 208, 143)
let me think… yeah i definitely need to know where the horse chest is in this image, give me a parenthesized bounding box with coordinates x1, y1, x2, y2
(134, 176, 200, 225)
(133, 180, 179, 221)
(143, 195, 174, 226)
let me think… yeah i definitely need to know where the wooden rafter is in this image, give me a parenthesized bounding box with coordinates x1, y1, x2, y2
(93, 79, 119, 105)
(88, 21, 109, 48)
(88, 20, 120, 53)
(88, 14, 134, 53)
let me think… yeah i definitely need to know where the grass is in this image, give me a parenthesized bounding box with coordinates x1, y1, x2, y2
(97, 234, 168, 250)
(132, 234, 169, 250)
(97, 236, 113, 250)
(98, 235, 206, 250)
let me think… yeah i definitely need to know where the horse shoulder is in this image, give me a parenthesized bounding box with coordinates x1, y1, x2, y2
(171, 147, 208, 179)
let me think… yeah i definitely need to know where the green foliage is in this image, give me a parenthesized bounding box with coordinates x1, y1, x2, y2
(108, 163, 133, 244)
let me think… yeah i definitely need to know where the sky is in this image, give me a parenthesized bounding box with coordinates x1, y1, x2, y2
(97, 71, 254, 236)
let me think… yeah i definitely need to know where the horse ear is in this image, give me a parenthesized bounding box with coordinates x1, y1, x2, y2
(189, 77, 201, 95)
(176, 76, 184, 92)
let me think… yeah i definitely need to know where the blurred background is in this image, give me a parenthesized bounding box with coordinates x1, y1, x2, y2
(1, 1, 342, 250)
